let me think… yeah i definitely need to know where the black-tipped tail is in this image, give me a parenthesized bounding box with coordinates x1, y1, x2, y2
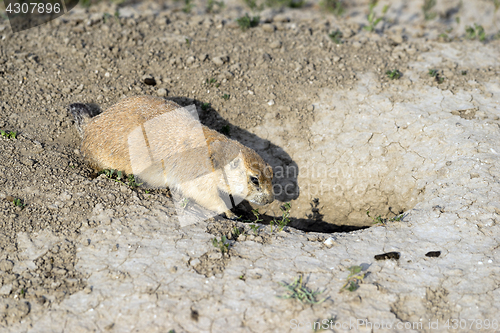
(68, 103, 101, 137)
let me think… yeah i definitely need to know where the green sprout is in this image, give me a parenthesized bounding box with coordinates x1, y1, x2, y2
(206, 0, 225, 13)
(320, 0, 344, 16)
(127, 174, 142, 188)
(222, 93, 230, 100)
(386, 69, 401, 80)
(249, 224, 259, 235)
(212, 236, 230, 254)
(236, 14, 260, 31)
(340, 265, 365, 292)
(206, 78, 217, 85)
(0, 130, 17, 139)
(278, 275, 326, 304)
(201, 102, 211, 111)
(220, 125, 230, 135)
(232, 226, 242, 238)
(422, 0, 437, 20)
(13, 198, 26, 209)
(465, 24, 486, 41)
(328, 30, 343, 44)
(182, 0, 194, 13)
(366, 211, 404, 225)
(428, 69, 444, 84)
(363, 2, 389, 32)
(270, 202, 291, 232)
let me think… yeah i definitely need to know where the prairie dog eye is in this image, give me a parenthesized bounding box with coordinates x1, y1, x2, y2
(250, 176, 259, 186)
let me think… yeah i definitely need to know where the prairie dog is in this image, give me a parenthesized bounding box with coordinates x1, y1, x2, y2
(68, 96, 274, 219)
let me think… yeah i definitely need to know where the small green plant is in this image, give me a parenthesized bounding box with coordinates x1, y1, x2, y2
(242, 0, 262, 11)
(493, 0, 500, 11)
(212, 236, 230, 254)
(340, 265, 365, 292)
(265, 0, 305, 8)
(236, 14, 260, 31)
(438, 33, 449, 42)
(220, 125, 230, 135)
(0, 130, 17, 139)
(185, 38, 191, 46)
(465, 24, 486, 41)
(461, 70, 467, 75)
(366, 211, 404, 225)
(386, 69, 401, 80)
(328, 29, 343, 44)
(127, 174, 142, 188)
(278, 275, 326, 304)
(182, 0, 194, 13)
(428, 69, 444, 84)
(249, 224, 259, 235)
(13, 198, 26, 209)
(206, 78, 217, 85)
(270, 202, 291, 232)
(422, 0, 437, 20)
(201, 102, 211, 111)
(206, 0, 225, 12)
(181, 198, 189, 209)
(222, 93, 230, 100)
(363, 2, 389, 32)
(232, 226, 242, 238)
(320, 0, 344, 16)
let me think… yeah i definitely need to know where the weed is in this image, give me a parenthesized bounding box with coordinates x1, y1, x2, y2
(321, 0, 344, 16)
(206, 0, 225, 13)
(185, 38, 191, 46)
(328, 30, 343, 44)
(465, 24, 486, 41)
(0, 130, 17, 139)
(249, 224, 259, 235)
(366, 211, 404, 225)
(265, 0, 305, 8)
(270, 202, 291, 232)
(493, 0, 500, 11)
(386, 69, 401, 80)
(212, 236, 230, 254)
(181, 198, 189, 209)
(13, 198, 26, 209)
(242, 0, 262, 11)
(183, 0, 194, 13)
(236, 14, 260, 31)
(201, 102, 211, 111)
(438, 33, 449, 42)
(206, 78, 217, 85)
(222, 93, 230, 100)
(428, 69, 444, 84)
(244, 209, 263, 223)
(232, 226, 242, 238)
(422, 0, 437, 20)
(127, 174, 142, 188)
(340, 265, 365, 292)
(220, 125, 230, 135)
(461, 70, 467, 75)
(278, 275, 326, 304)
(363, 1, 389, 32)
(239, 274, 245, 280)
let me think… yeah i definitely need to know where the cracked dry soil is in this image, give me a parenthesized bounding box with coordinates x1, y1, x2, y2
(0, 0, 500, 330)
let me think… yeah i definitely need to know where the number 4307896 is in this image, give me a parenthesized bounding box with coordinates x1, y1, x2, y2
(6, 2, 61, 14)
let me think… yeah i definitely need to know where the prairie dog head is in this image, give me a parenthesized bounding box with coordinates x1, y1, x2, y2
(222, 147, 274, 206)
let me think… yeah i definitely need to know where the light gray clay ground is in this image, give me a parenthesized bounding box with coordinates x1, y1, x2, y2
(0, 0, 500, 332)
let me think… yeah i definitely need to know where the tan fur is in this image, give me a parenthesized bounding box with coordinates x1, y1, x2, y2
(79, 95, 274, 218)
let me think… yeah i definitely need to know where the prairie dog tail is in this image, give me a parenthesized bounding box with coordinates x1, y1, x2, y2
(68, 103, 101, 138)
